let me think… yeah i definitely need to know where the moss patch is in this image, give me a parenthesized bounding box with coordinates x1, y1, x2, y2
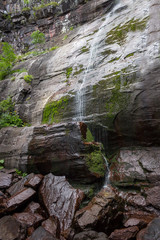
(86, 150, 105, 177)
(42, 96, 69, 124)
(106, 17, 148, 45)
(33, 1, 58, 11)
(81, 46, 89, 54)
(66, 67, 73, 79)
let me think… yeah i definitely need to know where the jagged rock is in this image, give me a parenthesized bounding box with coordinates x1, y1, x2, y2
(24, 201, 43, 215)
(108, 226, 139, 240)
(39, 173, 84, 233)
(0, 172, 12, 189)
(142, 217, 160, 240)
(29, 226, 58, 240)
(7, 173, 34, 196)
(6, 187, 36, 212)
(42, 216, 61, 238)
(13, 212, 44, 228)
(0, 215, 26, 240)
(145, 186, 160, 209)
(24, 174, 43, 189)
(110, 148, 160, 187)
(75, 186, 124, 234)
(73, 230, 109, 240)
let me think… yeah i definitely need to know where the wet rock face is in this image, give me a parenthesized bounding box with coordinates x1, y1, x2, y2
(39, 173, 84, 232)
(0, 123, 105, 183)
(110, 147, 160, 187)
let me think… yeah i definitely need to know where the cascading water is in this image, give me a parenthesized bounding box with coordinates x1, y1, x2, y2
(102, 153, 110, 188)
(74, 3, 118, 122)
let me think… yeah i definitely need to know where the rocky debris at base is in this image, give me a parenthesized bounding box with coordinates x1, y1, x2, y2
(0, 168, 160, 240)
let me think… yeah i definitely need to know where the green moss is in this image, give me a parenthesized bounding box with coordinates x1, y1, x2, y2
(101, 49, 117, 56)
(24, 74, 33, 84)
(49, 46, 59, 51)
(86, 128, 94, 142)
(124, 52, 135, 58)
(86, 150, 105, 177)
(66, 67, 73, 79)
(73, 64, 84, 75)
(81, 46, 89, 54)
(106, 17, 148, 45)
(108, 56, 121, 63)
(22, 7, 30, 12)
(42, 96, 69, 124)
(33, 1, 58, 11)
(63, 35, 68, 41)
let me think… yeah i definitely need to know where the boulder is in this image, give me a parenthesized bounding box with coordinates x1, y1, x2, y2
(42, 216, 61, 238)
(0, 215, 26, 240)
(24, 201, 43, 215)
(143, 217, 160, 240)
(39, 173, 84, 233)
(29, 226, 58, 240)
(108, 226, 139, 240)
(0, 172, 12, 189)
(73, 230, 109, 240)
(13, 212, 44, 228)
(75, 186, 124, 235)
(6, 187, 36, 212)
(7, 173, 34, 196)
(24, 174, 43, 189)
(146, 186, 160, 209)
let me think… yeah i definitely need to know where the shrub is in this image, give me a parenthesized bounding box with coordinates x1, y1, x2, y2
(0, 97, 24, 128)
(31, 30, 45, 48)
(0, 42, 16, 80)
(24, 74, 33, 84)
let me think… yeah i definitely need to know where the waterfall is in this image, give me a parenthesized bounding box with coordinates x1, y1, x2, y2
(74, 3, 118, 122)
(102, 153, 110, 188)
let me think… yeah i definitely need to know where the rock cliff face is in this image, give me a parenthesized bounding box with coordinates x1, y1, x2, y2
(1, 0, 160, 152)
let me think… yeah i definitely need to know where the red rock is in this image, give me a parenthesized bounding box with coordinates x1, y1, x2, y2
(39, 173, 84, 232)
(75, 186, 123, 233)
(29, 226, 57, 240)
(0, 172, 12, 189)
(146, 186, 160, 209)
(28, 227, 35, 236)
(136, 228, 147, 240)
(142, 217, 160, 240)
(24, 201, 42, 214)
(73, 230, 109, 240)
(0, 215, 26, 240)
(7, 173, 34, 196)
(13, 212, 44, 227)
(24, 174, 43, 189)
(124, 218, 147, 229)
(6, 187, 36, 212)
(109, 226, 139, 240)
(42, 216, 60, 238)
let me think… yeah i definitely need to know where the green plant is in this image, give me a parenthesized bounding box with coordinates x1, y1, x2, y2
(86, 150, 105, 177)
(31, 30, 45, 49)
(66, 67, 72, 79)
(16, 169, 27, 177)
(0, 42, 16, 80)
(33, 1, 58, 11)
(70, 26, 74, 31)
(0, 97, 24, 128)
(24, 74, 33, 84)
(49, 46, 59, 51)
(63, 35, 68, 40)
(0, 159, 4, 170)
